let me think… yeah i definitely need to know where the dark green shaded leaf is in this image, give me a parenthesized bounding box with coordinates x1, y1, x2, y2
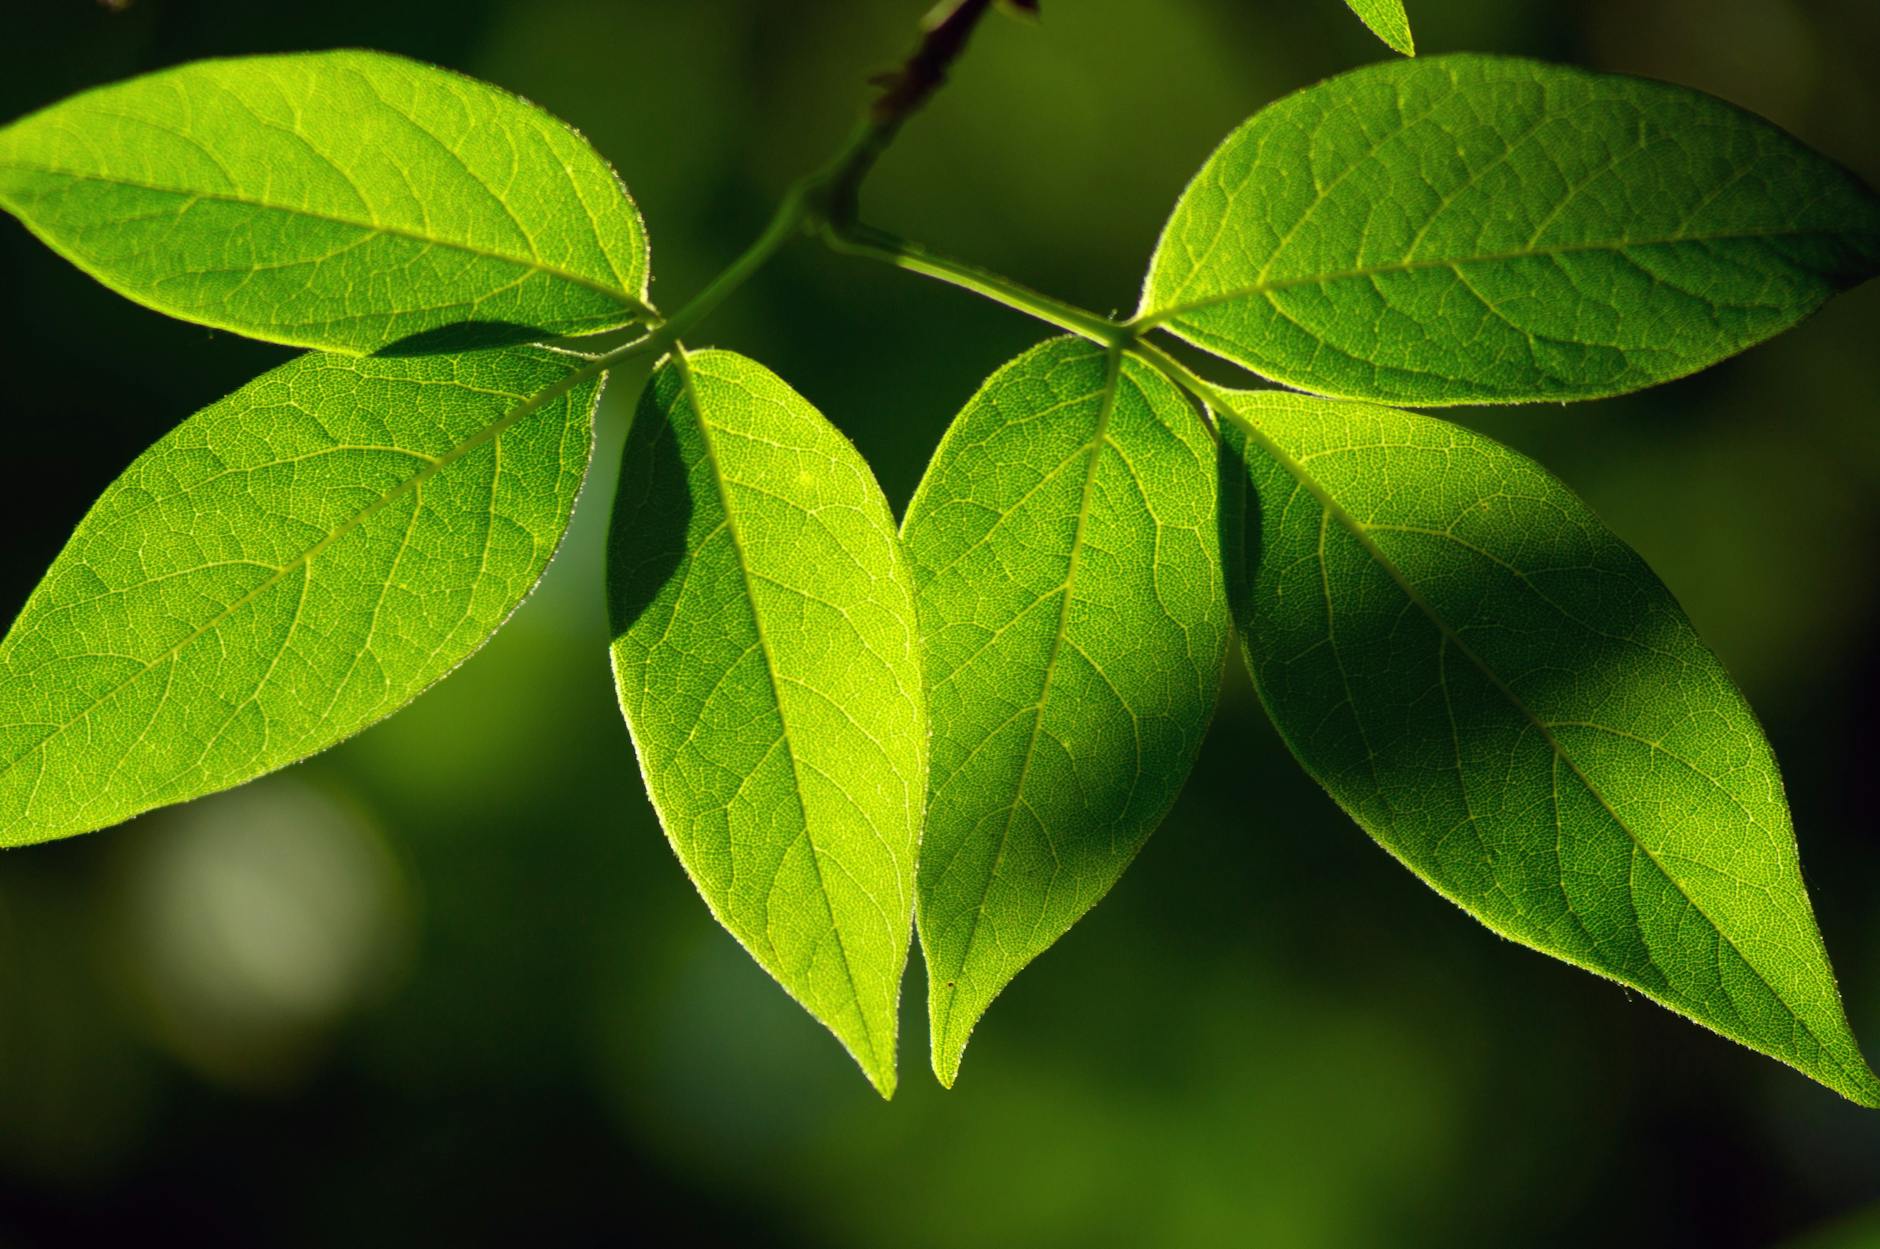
(1220, 387, 1880, 1104)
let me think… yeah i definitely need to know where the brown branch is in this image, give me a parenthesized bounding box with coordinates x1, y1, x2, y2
(870, 0, 1032, 123)
(818, 0, 1036, 226)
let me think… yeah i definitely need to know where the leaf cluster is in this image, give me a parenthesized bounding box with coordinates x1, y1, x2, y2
(3, 7, 1879, 1104)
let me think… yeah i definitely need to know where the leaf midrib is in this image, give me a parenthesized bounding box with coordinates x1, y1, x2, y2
(0, 354, 601, 795)
(0, 159, 653, 318)
(932, 345, 1125, 1067)
(1142, 226, 1864, 326)
(1225, 399, 1862, 1092)
(668, 348, 887, 1089)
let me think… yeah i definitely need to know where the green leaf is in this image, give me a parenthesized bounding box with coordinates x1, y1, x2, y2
(1343, 0, 1414, 56)
(606, 348, 925, 1097)
(0, 50, 651, 354)
(1142, 54, 1880, 405)
(901, 338, 1230, 1086)
(1218, 387, 1880, 1105)
(0, 345, 602, 846)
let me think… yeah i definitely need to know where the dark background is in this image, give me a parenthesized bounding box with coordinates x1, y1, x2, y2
(3, 1, 1879, 1245)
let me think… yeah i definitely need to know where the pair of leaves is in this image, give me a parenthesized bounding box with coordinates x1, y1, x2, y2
(1125, 55, 1880, 1102)
(600, 337, 1230, 1094)
(4, 40, 1879, 1104)
(605, 338, 1230, 1092)
(0, 48, 648, 844)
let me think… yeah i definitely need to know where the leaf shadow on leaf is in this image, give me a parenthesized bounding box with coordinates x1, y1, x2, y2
(1218, 419, 1880, 1100)
(605, 394, 693, 641)
(373, 320, 561, 357)
(1218, 428, 1261, 635)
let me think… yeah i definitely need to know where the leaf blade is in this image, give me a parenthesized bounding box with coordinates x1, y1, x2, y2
(607, 348, 925, 1097)
(1220, 388, 1880, 1104)
(902, 338, 1231, 1085)
(1143, 54, 1880, 405)
(1343, 0, 1415, 56)
(0, 50, 651, 353)
(0, 346, 602, 845)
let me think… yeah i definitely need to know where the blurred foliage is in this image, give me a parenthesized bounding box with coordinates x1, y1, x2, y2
(2, 1, 1878, 1245)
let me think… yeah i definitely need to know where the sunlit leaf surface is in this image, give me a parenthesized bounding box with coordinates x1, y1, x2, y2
(608, 348, 925, 1097)
(903, 338, 1230, 1085)
(0, 50, 652, 352)
(1144, 55, 1880, 404)
(1344, 0, 1415, 56)
(0, 346, 601, 844)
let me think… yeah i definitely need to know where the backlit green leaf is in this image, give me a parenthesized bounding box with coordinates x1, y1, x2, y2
(1219, 387, 1880, 1104)
(0, 50, 651, 353)
(902, 338, 1230, 1086)
(1344, 0, 1414, 56)
(1142, 55, 1880, 405)
(0, 346, 602, 845)
(607, 348, 925, 1097)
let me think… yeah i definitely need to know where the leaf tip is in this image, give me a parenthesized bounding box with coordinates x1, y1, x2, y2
(867, 1064, 898, 1101)
(1787, 999, 1880, 1108)
(932, 1050, 962, 1090)
(928, 985, 979, 1088)
(831, 1003, 901, 1100)
(931, 1010, 984, 1089)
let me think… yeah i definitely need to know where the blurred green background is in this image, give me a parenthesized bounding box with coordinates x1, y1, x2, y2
(4, 1, 1879, 1245)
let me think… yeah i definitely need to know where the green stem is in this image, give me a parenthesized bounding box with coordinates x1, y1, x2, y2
(650, 186, 815, 347)
(1126, 336, 1274, 445)
(583, 0, 1133, 370)
(583, 180, 819, 373)
(1125, 337, 1229, 403)
(594, 0, 1026, 364)
(585, 0, 1162, 378)
(821, 223, 1131, 347)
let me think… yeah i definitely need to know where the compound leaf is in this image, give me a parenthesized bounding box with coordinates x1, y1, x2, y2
(1219, 387, 1880, 1105)
(0, 50, 651, 354)
(902, 338, 1230, 1086)
(1344, 0, 1415, 56)
(607, 348, 925, 1098)
(0, 345, 602, 845)
(1143, 54, 1880, 405)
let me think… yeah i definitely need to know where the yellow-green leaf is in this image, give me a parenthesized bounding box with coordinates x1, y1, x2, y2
(0, 51, 651, 353)
(0, 346, 602, 844)
(1143, 55, 1880, 405)
(607, 349, 925, 1097)
(902, 339, 1230, 1085)
(1344, 0, 1415, 56)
